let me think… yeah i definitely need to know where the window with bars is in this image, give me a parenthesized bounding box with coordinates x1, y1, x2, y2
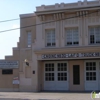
(65, 28, 79, 46)
(46, 29, 56, 47)
(27, 31, 32, 47)
(89, 27, 100, 44)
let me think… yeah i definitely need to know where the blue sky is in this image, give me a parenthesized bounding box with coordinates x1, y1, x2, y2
(0, 0, 90, 59)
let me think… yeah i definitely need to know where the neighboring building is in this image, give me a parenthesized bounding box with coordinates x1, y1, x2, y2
(0, 0, 100, 92)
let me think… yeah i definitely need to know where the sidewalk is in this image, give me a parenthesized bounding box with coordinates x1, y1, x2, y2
(0, 92, 93, 100)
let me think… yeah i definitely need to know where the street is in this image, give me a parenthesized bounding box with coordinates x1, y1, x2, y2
(0, 92, 93, 100)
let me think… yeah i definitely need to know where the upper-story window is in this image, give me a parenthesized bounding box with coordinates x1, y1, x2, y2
(46, 29, 55, 47)
(89, 26, 100, 44)
(65, 28, 79, 46)
(27, 31, 32, 47)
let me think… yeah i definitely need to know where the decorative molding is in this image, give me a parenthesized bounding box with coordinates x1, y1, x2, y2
(76, 11, 88, 17)
(62, 20, 65, 38)
(85, 18, 88, 37)
(42, 15, 45, 21)
(39, 13, 65, 21)
(36, 0, 100, 12)
(42, 24, 44, 39)
(53, 13, 65, 20)
(54, 14, 56, 20)
(38, 15, 45, 21)
(62, 13, 65, 19)
(55, 21, 58, 39)
(79, 18, 82, 38)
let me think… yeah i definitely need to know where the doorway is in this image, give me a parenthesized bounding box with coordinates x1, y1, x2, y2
(73, 65, 80, 85)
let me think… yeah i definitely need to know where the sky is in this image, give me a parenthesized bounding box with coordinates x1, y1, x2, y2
(0, 0, 92, 59)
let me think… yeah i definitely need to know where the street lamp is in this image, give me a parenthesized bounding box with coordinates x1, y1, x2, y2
(24, 59, 29, 66)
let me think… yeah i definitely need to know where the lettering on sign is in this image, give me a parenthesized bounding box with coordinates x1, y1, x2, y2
(0, 61, 18, 68)
(42, 52, 100, 59)
(13, 77, 19, 85)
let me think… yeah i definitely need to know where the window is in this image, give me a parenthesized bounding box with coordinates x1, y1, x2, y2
(57, 63, 67, 81)
(45, 63, 54, 81)
(89, 26, 100, 44)
(27, 31, 31, 47)
(2, 69, 13, 74)
(46, 29, 55, 47)
(65, 28, 79, 46)
(86, 62, 96, 81)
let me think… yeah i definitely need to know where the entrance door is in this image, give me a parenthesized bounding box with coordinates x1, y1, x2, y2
(44, 63, 55, 90)
(56, 62, 68, 90)
(85, 61, 98, 90)
(44, 62, 68, 91)
(98, 62, 100, 90)
(73, 65, 80, 85)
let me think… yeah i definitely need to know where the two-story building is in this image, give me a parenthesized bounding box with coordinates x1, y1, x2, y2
(0, 0, 100, 92)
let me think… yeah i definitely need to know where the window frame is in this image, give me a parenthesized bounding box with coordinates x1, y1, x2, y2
(45, 29, 56, 47)
(57, 63, 67, 81)
(27, 31, 32, 48)
(85, 61, 97, 81)
(44, 63, 55, 81)
(2, 69, 13, 75)
(65, 28, 79, 46)
(89, 26, 100, 45)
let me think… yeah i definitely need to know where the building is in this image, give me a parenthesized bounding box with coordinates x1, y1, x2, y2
(0, 0, 100, 92)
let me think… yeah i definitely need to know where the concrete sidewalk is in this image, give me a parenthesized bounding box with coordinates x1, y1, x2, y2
(0, 92, 94, 100)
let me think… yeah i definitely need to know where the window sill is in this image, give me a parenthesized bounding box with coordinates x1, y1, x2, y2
(89, 44, 100, 46)
(45, 46, 56, 48)
(65, 45, 79, 47)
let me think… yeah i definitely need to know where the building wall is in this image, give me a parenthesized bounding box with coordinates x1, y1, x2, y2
(0, 14, 36, 91)
(69, 60, 84, 91)
(0, 0, 100, 92)
(35, 12, 100, 50)
(18, 0, 100, 91)
(19, 14, 36, 91)
(38, 60, 84, 91)
(0, 69, 19, 91)
(38, 61, 44, 91)
(20, 14, 36, 48)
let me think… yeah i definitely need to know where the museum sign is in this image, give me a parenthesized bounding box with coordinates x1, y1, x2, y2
(42, 52, 100, 59)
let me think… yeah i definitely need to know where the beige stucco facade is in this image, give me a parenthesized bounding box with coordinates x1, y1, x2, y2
(0, 0, 100, 92)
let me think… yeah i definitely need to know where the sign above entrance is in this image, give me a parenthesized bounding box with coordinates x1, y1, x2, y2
(42, 52, 100, 59)
(0, 60, 18, 69)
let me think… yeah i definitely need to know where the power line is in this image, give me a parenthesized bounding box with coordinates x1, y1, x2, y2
(0, 16, 36, 23)
(0, 18, 19, 23)
(0, 10, 99, 33)
(0, 6, 100, 23)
